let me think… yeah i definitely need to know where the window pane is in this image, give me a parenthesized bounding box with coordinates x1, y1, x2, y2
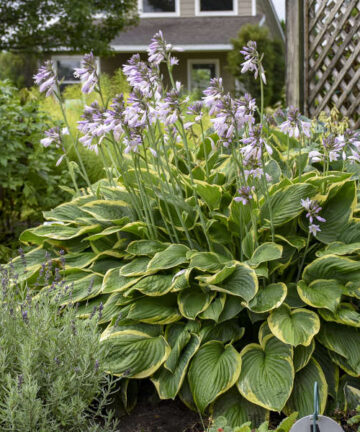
(143, 0, 176, 13)
(191, 63, 216, 91)
(200, 0, 233, 11)
(56, 59, 81, 82)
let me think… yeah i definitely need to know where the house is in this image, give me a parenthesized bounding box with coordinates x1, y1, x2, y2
(53, 0, 284, 93)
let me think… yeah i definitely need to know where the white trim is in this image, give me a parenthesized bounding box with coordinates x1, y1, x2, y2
(138, 0, 180, 18)
(195, 0, 238, 16)
(111, 44, 233, 52)
(259, 14, 266, 26)
(252, 0, 257, 16)
(52, 54, 100, 84)
(187, 58, 220, 92)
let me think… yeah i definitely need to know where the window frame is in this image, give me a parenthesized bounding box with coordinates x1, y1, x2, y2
(187, 58, 220, 92)
(195, 0, 238, 16)
(138, 0, 180, 18)
(52, 55, 100, 86)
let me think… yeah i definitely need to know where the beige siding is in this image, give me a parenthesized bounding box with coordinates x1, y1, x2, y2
(180, 0, 194, 17)
(179, 0, 253, 17)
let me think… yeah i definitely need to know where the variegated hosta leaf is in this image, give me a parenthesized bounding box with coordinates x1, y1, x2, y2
(248, 242, 283, 267)
(297, 279, 343, 312)
(60, 273, 103, 305)
(217, 295, 244, 323)
(81, 199, 133, 221)
(328, 350, 359, 377)
(284, 359, 328, 417)
(293, 339, 315, 372)
(193, 179, 222, 210)
(260, 183, 317, 227)
(313, 343, 339, 398)
(319, 303, 360, 327)
(126, 274, 174, 297)
(303, 255, 360, 285)
(201, 320, 245, 344)
(188, 251, 229, 272)
(247, 283, 287, 313)
(199, 263, 258, 303)
(316, 321, 360, 375)
(21, 223, 101, 241)
(42, 197, 95, 222)
(120, 257, 152, 277)
(101, 326, 170, 378)
(152, 334, 201, 399)
(268, 304, 320, 347)
(316, 241, 360, 257)
(178, 288, 214, 320)
(211, 387, 268, 428)
(188, 341, 242, 412)
(102, 268, 141, 294)
(198, 294, 226, 322)
(126, 240, 169, 256)
(127, 295, 181, 324)
(147, 244, 190, 271)
(237, 335, 294, 411)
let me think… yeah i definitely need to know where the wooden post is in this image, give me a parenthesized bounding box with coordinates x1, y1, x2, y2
(286, 0, 305, 111)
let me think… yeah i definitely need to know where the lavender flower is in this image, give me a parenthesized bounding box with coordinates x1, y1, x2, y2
(77, 102, 106, 153)
(147, 30, 177, 66)
(74, 52, 98, 94)
(240, 41, 266, 84)
(322, 134, 346, 162)
(34, 61, 57, 96)
(157, 82, 184, 126)
(40, 127, 69, 166)
(123, 54, 161, 99)
(301, 198, 326, 236)
(124, 131, 143, 154)
(203, 78, 224, 115)
(279, 107, 311, 138)
(234, 186, 255, 205)
(103, 95, 125, 140)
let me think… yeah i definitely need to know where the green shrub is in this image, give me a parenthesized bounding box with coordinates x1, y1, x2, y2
(0, 81, 71, 260)
(0, 255, 119, 431)
(15, 32, 360, 427)
(207, 413, 297, 432)
(227, 24, 285, 106)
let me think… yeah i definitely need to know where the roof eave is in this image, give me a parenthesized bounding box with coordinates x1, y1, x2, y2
(110, 43, 234, 52)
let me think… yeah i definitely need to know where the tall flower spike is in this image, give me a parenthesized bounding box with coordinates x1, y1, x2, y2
(34, 61, 57, 97)
(74, 53, 98, 94)
(148, 30, 175, 65)
(240, 40, 266, 84)
(279, 106, 311, 138)
(301, 198, 326, 236)
(40, 127, 69, 166)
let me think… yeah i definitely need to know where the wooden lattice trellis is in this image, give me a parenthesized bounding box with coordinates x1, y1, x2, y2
(304, 0, 360, 127)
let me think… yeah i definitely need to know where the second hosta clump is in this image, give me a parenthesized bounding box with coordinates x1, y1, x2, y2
(15, 32, 360, 425)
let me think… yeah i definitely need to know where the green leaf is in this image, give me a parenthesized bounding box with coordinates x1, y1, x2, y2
(316, 322, 360, 375)
(202, 263, 258, 303)
(101, 326, 170, 378)
(152, 334, 201, 399)
(194, 179, 222, 210)
(319, 303, 360, 327)
(82, 200, 133, 221)
(248, 243, 283, 267)
(218, 296, 244, 323)
(60, 273, 103, 305)
(303, 255, 360, 285)
(268, 304, 320, 347)
(126, 240, 169, 256)
(178, 288, 214, 320)
(284, 359, 327, 417)
(211, 387, 267, 429)
(313, 343, 338, 398)
(127, 295, 181, 324)
(275, 412, 298, 432)
(188, 341, 242, 412)
(293, 339, 315, 372)
(316, 181, 356, 244)
(202, 320, 245, 344)
(316, 241, 360, 257)
(147, 244, 190, 271)
(198, 294, 226, 321)
(102, 268, 141, 294)
(189, 251, 229, 272)
(237, 335, 294, 411)
(247, 283, 287, 313)
(261, 183, 316, 227)
(22, 223, 101, 241)
(297, 279, 343, 312)
(120, 257, 152, 277)
(126, 274, 174, 297)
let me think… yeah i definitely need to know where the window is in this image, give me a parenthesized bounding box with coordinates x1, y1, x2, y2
(52, 56, 99, 90)
(195, 0, 237, 15)
(187, 59, 220, 92)
(139, 0, 179, 16)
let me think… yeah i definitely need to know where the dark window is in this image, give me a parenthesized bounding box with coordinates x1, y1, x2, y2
(143, 0, 176, 13)
(200, 0, 234, 11)
(56, 58, 81, 82)
(191, 63, 217, 91)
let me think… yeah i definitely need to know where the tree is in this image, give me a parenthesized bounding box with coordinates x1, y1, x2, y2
(0, 0, 138, 55)
(227, 24, 285, 107)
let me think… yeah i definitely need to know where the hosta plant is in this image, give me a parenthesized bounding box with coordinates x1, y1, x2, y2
(12, 32, 360, 426)
(207, 413, 297, 432)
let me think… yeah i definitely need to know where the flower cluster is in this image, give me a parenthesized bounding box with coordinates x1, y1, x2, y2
(148, 30, 179, 66)
(240, 40, 266, 84)
(301, 198, 326, 236)
(40, 127, 69, 165)
(235, 186, 255, 205)
(33, 61, 57, 97)
(74, 52, 98, 94)
(279, 106, 311, 138)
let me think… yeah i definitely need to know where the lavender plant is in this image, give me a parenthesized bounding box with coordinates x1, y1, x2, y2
(14, 31, 360, 426)
(0, 253, 119, 431)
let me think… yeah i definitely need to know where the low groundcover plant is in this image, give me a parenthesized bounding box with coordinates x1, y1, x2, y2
(10, 32, 360, 427)
(0, 255, 119, 432)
